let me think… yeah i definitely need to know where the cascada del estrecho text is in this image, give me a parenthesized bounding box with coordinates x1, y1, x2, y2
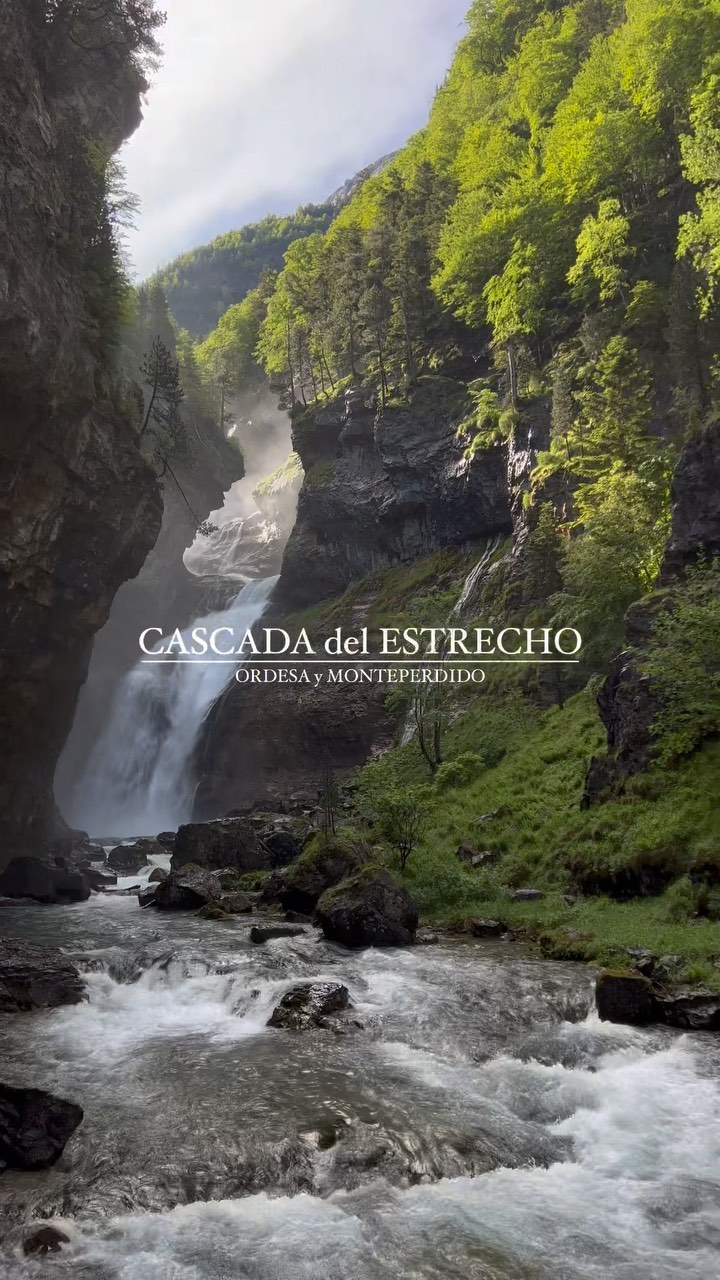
(139, 624, 582, 659)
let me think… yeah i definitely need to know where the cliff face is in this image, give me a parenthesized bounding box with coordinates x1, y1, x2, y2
(0, 4, 162, 865)
(195, 380, 517, 817)
(276, 382, 512, 610)
(584, 420, 720, 802)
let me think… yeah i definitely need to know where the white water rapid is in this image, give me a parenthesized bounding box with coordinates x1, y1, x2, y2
(1, 897, 719, 1278)
(67, 577, 277, 837)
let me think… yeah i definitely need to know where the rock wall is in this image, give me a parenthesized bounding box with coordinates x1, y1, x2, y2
(276, 381, 512, 610)
(0, 3, 162, 865)
(195, 380, 518, 816)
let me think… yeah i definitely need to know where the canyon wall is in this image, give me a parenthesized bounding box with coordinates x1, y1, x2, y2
(0, 4, 162, 865)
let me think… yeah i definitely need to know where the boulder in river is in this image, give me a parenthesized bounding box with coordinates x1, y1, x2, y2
(0, 1083, 83, 1171)
(173, 815, 309, 874)
(250, 923, 306, 944)
(137, 886, 158, 909)
(84, 868, 117, 891)
(0, 940, 86, 1012)
(657, 990, 720, 1031)
(262, 834, 372, 916)
(107, 839, 165, 874)
(156, 831, 177, 850)
(0, 856, 90, 904)
(595, 971, 658, 1025)
(218, 891, 253, 915)
(316, 867, 418, 948)
(23, 1225, 71, 1256)
(470, 918, 505, 938)
(267, 982, 350, 1031)
(154, 866, 222, 911)
(148, 867, 168, 884)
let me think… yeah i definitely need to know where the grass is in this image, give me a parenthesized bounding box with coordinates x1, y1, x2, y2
(351, 685, 720, 986)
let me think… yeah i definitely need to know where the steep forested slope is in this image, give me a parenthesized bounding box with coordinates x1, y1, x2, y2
(196, 0, 720, 978)
(151, 205, 335, 338)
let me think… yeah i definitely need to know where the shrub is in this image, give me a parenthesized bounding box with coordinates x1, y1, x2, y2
(435, 752, 486, 791)
(664, 876, 696, 923)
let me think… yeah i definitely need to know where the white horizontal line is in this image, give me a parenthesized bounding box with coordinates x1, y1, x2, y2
(141, 658, 580, 666)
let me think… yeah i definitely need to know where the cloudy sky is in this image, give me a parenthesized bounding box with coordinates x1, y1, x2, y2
(122, 0, 469, 278)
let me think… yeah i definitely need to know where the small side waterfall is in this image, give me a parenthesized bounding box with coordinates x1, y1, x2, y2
(67, 578, 277, 837)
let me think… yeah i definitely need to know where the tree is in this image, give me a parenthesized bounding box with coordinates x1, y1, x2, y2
(318, 757, 340, 836)
(567, 198, 633, 306)
(483, 240, 546, 406)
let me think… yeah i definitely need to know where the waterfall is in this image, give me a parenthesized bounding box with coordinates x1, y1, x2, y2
(67, 577, 277, 837)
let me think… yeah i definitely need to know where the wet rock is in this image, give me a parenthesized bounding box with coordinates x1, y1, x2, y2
(416, 929, 440, 945)
(285, 910, 313, 924)
(263, 835, 372, 916)
(137, 886, 158, 909)
(195, 904, 232, 921)
(512, 889, 545, 902)
(316, 868, 418, 948)
(23, 1225, 70, 1256)
(595, 972, 658, 1025)
(148, 867, 168, 884)
(657, 990, 720, 1031)
(218, 892, 253, 915)
(0, 856, 90, 904)
(267, 982, 350, 1031)
(84, 868, 117, 891)
(173, 815, 309, 875)
(470, 918, 505, 938)
(156, 832, 177, 850)
(250, 924, 306, 944)
(0, 1083, 83, 1170)
(0, 940, 86, 1012)
(107, 843, 151, 874)
(154, 866, 222, 911)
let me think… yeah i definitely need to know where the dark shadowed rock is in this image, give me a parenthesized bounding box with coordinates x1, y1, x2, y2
(0, 1083, 83, 1170)
(195, 904, 232, 921)
(107, 844, 150, 874)
(23, 1225, 71, 1256)
(148, 867, 168, 884)
(263, 836, 372, 916)
(84, 868, 117, 890)
(512, 889, 545, 902)
(470, 919, 505, 939)
(268, 982, 350, 1031)
(0, 857, 90, 904)
(218, 892, 253, 915)
(156, 832, 177, 850)
(154, 866, 222, 911)
(316, 868, 418, 948)
(137, 886, 158, 909)
(657, 990, 720, 1031)
(250, 924, 306, 944)
(596, 972, 658, 1025)
(0, 940, 86, 1012)
(173, 815, 310, 875)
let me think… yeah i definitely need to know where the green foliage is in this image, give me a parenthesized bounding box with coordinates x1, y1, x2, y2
(643, 556, 720, 761)
(664, 875, 696, 923)
(567, 198, 633, 305)
(435, 752, 486, 791)
(152, 205, 336, 338)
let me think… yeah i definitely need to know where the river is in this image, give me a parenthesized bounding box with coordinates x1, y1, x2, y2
(1, 871, 719, 1278)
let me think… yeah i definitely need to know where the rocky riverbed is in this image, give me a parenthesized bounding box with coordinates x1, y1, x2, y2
(1, 869, 720, 1278)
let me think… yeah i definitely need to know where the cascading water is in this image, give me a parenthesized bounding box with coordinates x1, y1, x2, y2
(66, 577, 277, 837)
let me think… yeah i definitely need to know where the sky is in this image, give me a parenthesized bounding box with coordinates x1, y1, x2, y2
(122, 0, 470, 278)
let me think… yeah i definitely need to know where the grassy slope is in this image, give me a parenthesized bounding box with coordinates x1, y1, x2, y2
(280, 552, 720, 987)
(370, 689, 720, 988)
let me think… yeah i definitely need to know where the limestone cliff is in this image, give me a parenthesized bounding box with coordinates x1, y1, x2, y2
(0, 3, 162, 865)
(194, 380, 517, 816)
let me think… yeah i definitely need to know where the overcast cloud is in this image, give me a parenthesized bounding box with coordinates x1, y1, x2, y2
(121, 0, 469, 278)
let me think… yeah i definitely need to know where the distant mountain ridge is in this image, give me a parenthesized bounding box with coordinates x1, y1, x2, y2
(152, 155, 396, 338)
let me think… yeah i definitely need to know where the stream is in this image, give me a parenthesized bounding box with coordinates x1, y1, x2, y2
(1, 871, 720, 1278)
